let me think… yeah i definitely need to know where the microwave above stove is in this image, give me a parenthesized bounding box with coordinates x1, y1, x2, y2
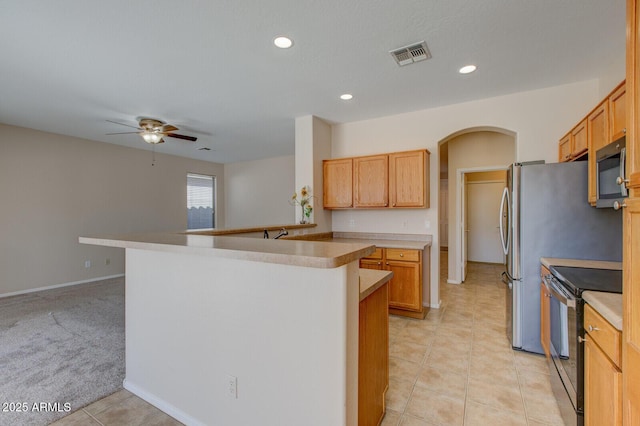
(596, 136, 628, 209)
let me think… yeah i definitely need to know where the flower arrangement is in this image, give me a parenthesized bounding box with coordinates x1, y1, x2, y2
(290, 185, 313, 224)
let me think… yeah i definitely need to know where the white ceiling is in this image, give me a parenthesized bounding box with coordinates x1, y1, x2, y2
(0, 0, 626, 163)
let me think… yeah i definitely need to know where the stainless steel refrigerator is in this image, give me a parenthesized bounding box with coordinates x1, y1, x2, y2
(498, 161, 622, 354)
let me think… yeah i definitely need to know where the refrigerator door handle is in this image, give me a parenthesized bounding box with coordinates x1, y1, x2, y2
(499, 187, 510, 255)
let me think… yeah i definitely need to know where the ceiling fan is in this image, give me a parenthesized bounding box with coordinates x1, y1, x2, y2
(106, 118, 198, 144)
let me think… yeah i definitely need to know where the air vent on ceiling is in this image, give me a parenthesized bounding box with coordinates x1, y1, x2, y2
(390, 41, 431, 66)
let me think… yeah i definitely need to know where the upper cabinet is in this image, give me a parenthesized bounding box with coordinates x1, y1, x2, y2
(323, 149, 430, 210)
(323, 158, 354, 209)
(558, 80, 626, 206)
(354, 155, 389, 208)
(610, 83, 627, 141)
(587, 100, 610, 204)
(389, 150, 429, 208)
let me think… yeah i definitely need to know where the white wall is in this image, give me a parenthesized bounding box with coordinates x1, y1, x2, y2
(331, 79, 601, 307)
(224, 155, 295, 228)
(0, 124, 225, 296)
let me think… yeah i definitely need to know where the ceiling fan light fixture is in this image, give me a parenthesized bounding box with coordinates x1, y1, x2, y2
(141, 131, 163, 144)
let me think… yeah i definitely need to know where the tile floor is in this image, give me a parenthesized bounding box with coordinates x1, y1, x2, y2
(51, 256, 563, 426)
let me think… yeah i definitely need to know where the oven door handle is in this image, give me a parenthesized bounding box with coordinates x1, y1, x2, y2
(543, 275, 576, 308)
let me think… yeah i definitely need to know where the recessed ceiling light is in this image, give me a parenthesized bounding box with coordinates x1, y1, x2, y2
(273, 36, 293, 49)
(459, 65, 477, 74)
(340, 94, 353, 101)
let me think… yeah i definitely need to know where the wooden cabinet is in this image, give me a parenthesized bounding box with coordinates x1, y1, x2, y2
(360, 247, 428, 319)
(610, 83, 627, 141)
(584, 304, 622, 426)
(624, 1, 640, 422)
(558, 120, 588, 162)
(559, 133, 572, 162)
(323, 149, 430, 210)
(354, 155, 389, 208)
(572, 119, 589, 158)
(389, 150, 429, 208)
(323, 158, 353, 208)
(540, 266, 551, 358)
(588, 101, 610, 204)
(359, 281, 389, 426)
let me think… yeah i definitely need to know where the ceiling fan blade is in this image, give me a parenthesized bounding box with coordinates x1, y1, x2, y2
(166, 133, 197, 142)
(106, 120, 142, 130)
(105, 131, 141, 135)
(161, 124, 179, 132)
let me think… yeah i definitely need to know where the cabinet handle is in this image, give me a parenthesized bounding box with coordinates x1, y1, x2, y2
(623, 128, 627, 134)
(399, 253, 404, 257)
(392, 203, 396, 207)
(613, 201, 627, 210)
(377, 262, 381, 266)
(587, 325, 600, 332)
(386, 262, 389, 265)
(578, 336, 588, 343)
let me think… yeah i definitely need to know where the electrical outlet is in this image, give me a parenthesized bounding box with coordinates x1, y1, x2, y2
(402, 221, 408, 228)
(226, 375, 237, 399)
(84, 260, 91, 268)
(105, 258, 110, 266)
(424, 220, 431, 229)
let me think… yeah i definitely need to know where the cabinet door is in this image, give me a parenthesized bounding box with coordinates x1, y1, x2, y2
(609, 82, 626, 141)
(584, 338, 622, 426)
(354, 155, 388, 208)
(559, 133, 572, 162)
(360, 259, 384, 270)
(358, 282, 389, 426)
(323, 158, 353, 209)
(388, 150, 429, 208)
(540, 283, 550, 358)
(386, 260, 421, 311)
(623, 197, 640, 424)
(588, 101, 610, 205)
(572, 119, 588, 158)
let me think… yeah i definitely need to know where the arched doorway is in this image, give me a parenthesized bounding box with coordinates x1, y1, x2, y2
(437, 127, 516, 286)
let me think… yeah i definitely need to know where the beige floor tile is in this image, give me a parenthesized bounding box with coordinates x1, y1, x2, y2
(389, 356, 422, 382)
(405, 386, 465, 425)
(49, 409, 101, 425)
(399, 414, 439, 425)
(468, 358, 519, 387)
(92, 393, 182, 425)
(386, 377, 416, 412)
(425, 347, 470, 376)
(463, 400, 527, 426)
(431, 334, 473, 354)
(513, 351, 550, 375)
(414, 365, 467, 400)
(523, 391, 565, 425)
(381, 409, 402, 426)
(396, 326, 437, 346)
(517, 369, 554, 394)
(390, 340, 430, 364)
(83, 388, 133, 416)
(467, 377, 526, 415)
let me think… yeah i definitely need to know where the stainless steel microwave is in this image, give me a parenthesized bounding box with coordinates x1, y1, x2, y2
(596, 136, 628, 209)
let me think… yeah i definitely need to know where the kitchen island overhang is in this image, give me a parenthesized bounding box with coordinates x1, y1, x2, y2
(80, 233, 375, 426)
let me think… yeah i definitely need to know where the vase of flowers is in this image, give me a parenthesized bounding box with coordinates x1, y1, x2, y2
(291, 185, 313, 224)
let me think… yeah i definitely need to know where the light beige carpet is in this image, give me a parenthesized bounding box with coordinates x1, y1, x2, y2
(0, 278, 125, 425)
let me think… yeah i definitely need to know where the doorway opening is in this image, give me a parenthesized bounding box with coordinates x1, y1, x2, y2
(438, 128, 516, 287)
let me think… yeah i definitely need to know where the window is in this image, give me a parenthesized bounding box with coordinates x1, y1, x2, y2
(187, 173, 216, 229)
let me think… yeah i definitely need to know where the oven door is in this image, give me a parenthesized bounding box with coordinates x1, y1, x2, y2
(543, 275, 579, 422)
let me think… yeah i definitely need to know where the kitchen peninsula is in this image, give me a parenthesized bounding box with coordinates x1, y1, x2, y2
(79, 230, 379, 426)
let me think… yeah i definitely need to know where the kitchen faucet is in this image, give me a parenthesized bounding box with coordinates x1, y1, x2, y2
(273, 228, 288, 239)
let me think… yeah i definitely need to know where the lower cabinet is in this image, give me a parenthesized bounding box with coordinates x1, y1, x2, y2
(584, 303, 622, 426)
(539, 265, 551, 358)
(359, 282, 389, 426)
(360, 247, 428, 319)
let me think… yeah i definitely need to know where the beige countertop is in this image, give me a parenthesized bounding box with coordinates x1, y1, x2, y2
(184, 223, 317, 236)
(359, 269, 393, 302)
(80, 232, 375, 269)
(540, 257, 622, 270)
(284, 231, 432, 250)
(582, 291, 623, 331)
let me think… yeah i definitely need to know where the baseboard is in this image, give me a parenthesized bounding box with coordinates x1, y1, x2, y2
(426, 300, 441, 309)
(447, 279, 462, 285)
(123, 379, 205, 426)
(0, 274, 125, 299)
